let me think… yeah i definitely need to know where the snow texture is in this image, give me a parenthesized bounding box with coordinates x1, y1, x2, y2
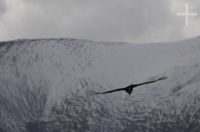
(0, 37, 200, 132)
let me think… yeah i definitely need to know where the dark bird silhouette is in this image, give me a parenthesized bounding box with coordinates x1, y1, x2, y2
(93, 77, 167, 95)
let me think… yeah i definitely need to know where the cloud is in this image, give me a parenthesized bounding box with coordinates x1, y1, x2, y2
(170, 0, 200, 40)
(0, 0, 199, 42)
(0, 0, 6, 17)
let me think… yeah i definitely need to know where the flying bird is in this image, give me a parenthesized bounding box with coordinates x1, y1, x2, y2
(93, 77, 167, 96)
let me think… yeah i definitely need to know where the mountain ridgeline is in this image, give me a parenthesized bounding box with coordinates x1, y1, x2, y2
(0, 38, 200, 132)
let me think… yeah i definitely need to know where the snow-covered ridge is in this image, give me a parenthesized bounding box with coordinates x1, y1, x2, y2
(0, 37, 200, 132)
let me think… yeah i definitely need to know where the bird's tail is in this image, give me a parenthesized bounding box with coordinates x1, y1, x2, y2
(125, 88, 133, 95)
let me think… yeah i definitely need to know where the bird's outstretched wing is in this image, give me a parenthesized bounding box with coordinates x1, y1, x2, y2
(91, 88, 125, 94)
(135, 76, 168, 86)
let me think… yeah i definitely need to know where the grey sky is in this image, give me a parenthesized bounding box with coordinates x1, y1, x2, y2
(0, 0, 200, 43)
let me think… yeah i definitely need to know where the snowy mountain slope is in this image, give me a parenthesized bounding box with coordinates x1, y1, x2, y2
(0, 37, 200, 132)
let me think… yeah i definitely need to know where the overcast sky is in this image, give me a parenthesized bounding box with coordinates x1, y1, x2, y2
(0, 0, 200, 43)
